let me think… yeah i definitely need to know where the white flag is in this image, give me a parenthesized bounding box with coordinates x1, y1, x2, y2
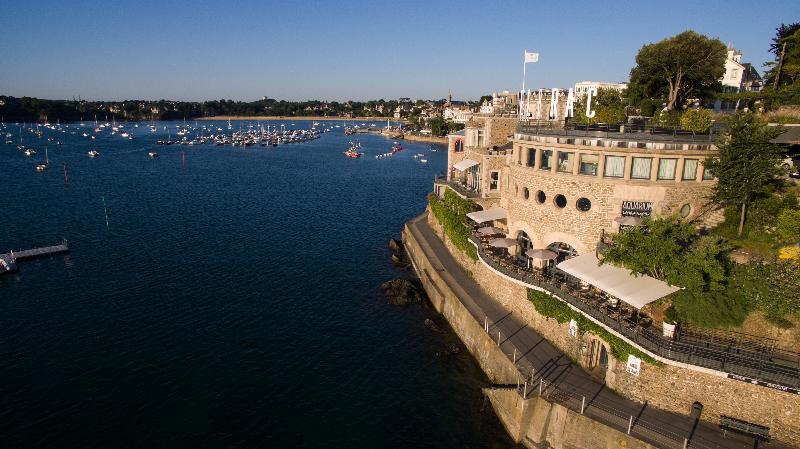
(524, 51, 539, 63)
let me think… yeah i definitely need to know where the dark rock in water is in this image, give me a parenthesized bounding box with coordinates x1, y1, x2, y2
(424, 318, 444, 333)
(382, 278, 424, 306)
(435, 345, 463, 358)
(388, 239, 403, 252)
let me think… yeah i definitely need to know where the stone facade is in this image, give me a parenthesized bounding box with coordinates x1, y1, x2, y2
(426, 212, 800, 445)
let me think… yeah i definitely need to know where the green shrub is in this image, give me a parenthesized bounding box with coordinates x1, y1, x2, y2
(777, 209, 800, 242)
(527, 289, 658, 364)
(733, 261, 800, 324)
(428, 190, 477, 260)
(680, 109, 714, 132)
(669, 288, 751, 328)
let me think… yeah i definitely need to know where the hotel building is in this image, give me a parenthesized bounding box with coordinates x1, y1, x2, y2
(437, 116, 723, 257)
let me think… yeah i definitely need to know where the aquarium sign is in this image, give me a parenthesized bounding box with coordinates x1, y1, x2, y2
(621, 201, 652, 217)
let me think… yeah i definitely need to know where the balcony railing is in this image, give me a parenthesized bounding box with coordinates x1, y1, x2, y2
(469, 235, 800, 389)
(517, 120, 721, 144)
(434, 176, 480, 198)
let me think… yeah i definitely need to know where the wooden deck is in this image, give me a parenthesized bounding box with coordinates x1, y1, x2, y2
(0, 240, 69, 274)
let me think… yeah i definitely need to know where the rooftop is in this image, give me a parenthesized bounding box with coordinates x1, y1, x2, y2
(517, 121, 720, 145)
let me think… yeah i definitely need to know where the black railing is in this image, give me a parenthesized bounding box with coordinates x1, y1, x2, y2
(469, 235, 800, 389)
(435, 178, 480, 198)
(517, 120, 721, 144)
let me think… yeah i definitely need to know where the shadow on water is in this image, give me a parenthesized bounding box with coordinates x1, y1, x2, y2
(385, 260, 522, 448)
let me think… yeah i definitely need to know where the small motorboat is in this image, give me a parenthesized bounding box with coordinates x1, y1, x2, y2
(148, 150, 159, 158)
(87, 150, 100, 158)
(23, 148, 36, 157)
(35, 163, 48, 172)
(343, 141, 363, 158)
(391, 142, 403, 153)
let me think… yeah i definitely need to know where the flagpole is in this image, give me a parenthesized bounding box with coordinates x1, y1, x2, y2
(521, 51, 527, 117)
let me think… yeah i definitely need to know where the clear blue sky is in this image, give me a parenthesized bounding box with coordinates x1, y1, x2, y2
(0, 0, 795, 102)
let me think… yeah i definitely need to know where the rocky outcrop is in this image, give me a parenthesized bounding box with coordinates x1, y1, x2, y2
(388, 238, 411, 270)
(381, 278, 425, 306)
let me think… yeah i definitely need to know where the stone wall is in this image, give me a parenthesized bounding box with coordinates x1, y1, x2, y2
(424, 211, 800, 445)
(403, 215, 659, 448)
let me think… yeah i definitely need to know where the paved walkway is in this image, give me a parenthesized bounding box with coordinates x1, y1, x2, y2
(408, 213, 781, 449)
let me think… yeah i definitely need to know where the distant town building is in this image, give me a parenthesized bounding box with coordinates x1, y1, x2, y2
(721, 47, 745, 91)
(477, 91, 518, 116)
(720, 46, 762, 92)
(573, 81, 628, 99)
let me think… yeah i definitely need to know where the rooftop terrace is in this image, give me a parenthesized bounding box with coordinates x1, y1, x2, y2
(517, 120, 721, 145)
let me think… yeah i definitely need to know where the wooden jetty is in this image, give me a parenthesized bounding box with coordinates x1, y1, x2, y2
(0, 240, 69, 274)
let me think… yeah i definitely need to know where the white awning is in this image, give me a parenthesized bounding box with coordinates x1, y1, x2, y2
(555, 254, 679, 309)
(466, 207, 507, 224)
(452, 159, 479, 171)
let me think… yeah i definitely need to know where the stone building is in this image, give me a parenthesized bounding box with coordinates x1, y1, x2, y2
(429, 117, 800, 444)
(439, 118, 722, 255)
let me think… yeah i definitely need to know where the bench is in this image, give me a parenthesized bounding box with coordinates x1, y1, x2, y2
(720, 415, 770, 441)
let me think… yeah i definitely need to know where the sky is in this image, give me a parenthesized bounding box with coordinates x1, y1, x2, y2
(0, 0, 796, 102)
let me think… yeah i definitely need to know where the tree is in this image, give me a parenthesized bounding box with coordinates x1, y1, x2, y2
(601, 218, 728, 291)
(572, 89, 626, 124)
(629, 31, 727, 111)
(705, 113, 784, 236)
(765, 25, 800, 88)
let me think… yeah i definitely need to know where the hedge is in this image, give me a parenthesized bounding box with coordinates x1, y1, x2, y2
(527, 289, 658, 365)
(428, 190, 478, 260)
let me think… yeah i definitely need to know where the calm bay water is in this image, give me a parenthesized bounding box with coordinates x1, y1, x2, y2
(0, 121, 516, 448)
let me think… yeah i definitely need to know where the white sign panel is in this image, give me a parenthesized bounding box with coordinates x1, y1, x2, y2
(626, 355, 641, 376)
(568, 319, 578, 337)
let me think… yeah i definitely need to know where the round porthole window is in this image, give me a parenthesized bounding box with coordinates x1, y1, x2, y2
(680, 204, 692, 218)
(536, 190, 546, 204)
(554, 194, 567, 208)
(523, 187, 530, 200)
(576, 197, 591, 212)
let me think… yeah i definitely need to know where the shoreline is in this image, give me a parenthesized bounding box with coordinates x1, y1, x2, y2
(197, 115, 407, 122)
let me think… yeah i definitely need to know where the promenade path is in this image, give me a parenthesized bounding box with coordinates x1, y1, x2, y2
(407, 213, 783, 449)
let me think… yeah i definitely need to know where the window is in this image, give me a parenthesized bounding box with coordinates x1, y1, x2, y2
(731, 68, 739, 80)
(523, 187, 530, 200)
(454, 139, 463, 152)
(680, 204, 692, 218)
(576, 197, 591, 211)
(540, 150, 553, 170)
(682, 159, 698, 180)
(536, 190, 546, 204)
(604, 155, 625, 178)
(557, 151, 574, 173)
(703, 166, 714, 180)
(631, 157, 652, 179)
(476, 130, 484, 147)
(657, 158, 677, 180)
(579, 154, 599, 176)
(554, 194, 567, 208)
(527, 148, 536, 167)
(489, 171, 499, 191)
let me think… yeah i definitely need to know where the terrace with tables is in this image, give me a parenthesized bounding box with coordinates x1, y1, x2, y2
(468, 226, 800, 390)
